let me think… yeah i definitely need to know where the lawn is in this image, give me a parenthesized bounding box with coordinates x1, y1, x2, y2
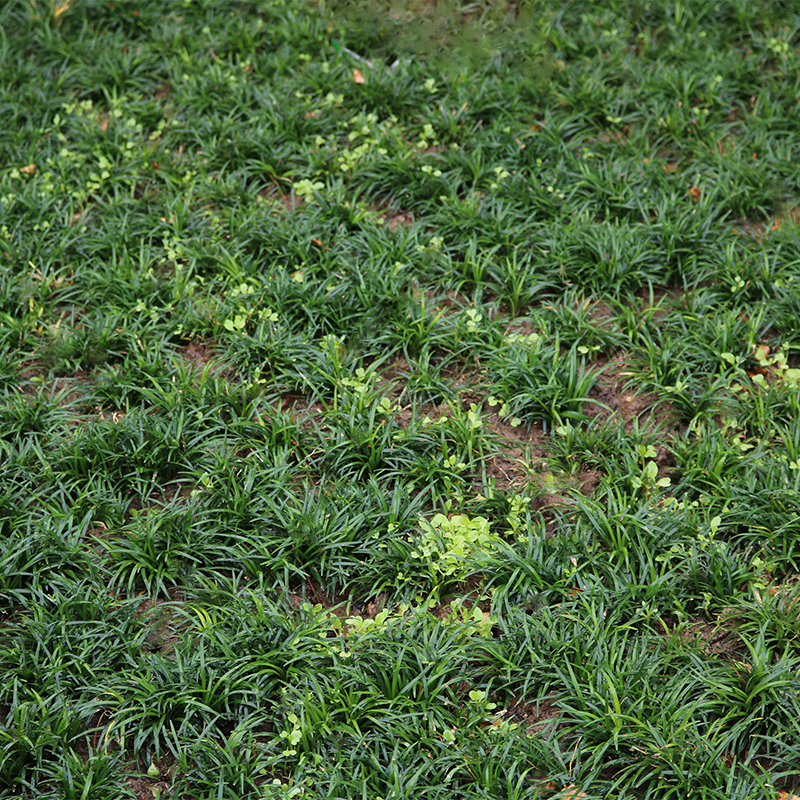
(2, 0, 800, 797)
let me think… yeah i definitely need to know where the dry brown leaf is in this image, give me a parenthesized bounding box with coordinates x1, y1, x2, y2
(352, 69, 364, 84)
(557, 785, 588, 799)
(53, 0, 71, 21)
(20, 164, 36, 175)
(687, 185, 701, 201)
(777, 791, 800, 800)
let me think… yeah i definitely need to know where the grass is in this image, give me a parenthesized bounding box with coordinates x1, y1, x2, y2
(1, 0, 800, 796)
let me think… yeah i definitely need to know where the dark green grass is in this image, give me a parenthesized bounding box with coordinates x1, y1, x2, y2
(2, 0, 800, 797)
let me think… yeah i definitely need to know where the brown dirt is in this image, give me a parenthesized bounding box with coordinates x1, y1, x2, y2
(176, 340, 219, 370)
(257, 185, 302, 212)
(367, 199, 416, 230)
(386, 211, 415, 230)
(730, 206, 799, 243)
(588, 300, 617, 330)
(137, 587, 186, 656)
(583, 354, 680, 435)
(635, 286, 684, 320)
(50, 370, 92, 405)
(663, 614, 742, 658)
(125, 754, 179, 800)
(280, 393, 326, 426)
(286, 579, 352, 619)
(148, 481, 197, 506)
(506, 694, 562, 736)
(483, 413, 548, 492)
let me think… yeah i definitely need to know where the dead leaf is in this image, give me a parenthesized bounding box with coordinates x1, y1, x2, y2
(557, 785, 588, 799)
(687, 185, 701, 201)
(777, 792, 800, 800)
(53, 0, 71, 22)
(352, 69, 364, 84)
(20, 164, 36, 175)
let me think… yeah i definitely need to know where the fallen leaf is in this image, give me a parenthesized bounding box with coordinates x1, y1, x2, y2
(777, 791, 800, 800)
(20, 164, 36, 174)
(352, 69, 364, 84)
(53, 0, 71, 21)
(753, 344, 770, 361)
(557, 785, 588, 799)
(687, 185, 701, 201)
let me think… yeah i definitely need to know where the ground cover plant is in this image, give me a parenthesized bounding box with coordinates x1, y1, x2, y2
(1, 0, 800, 796)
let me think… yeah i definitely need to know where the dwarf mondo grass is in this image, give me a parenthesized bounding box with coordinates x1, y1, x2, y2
(2, 0, 800, 796)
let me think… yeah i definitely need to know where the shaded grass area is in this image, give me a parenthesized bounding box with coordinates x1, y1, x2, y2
(2, 0, 800, 797)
